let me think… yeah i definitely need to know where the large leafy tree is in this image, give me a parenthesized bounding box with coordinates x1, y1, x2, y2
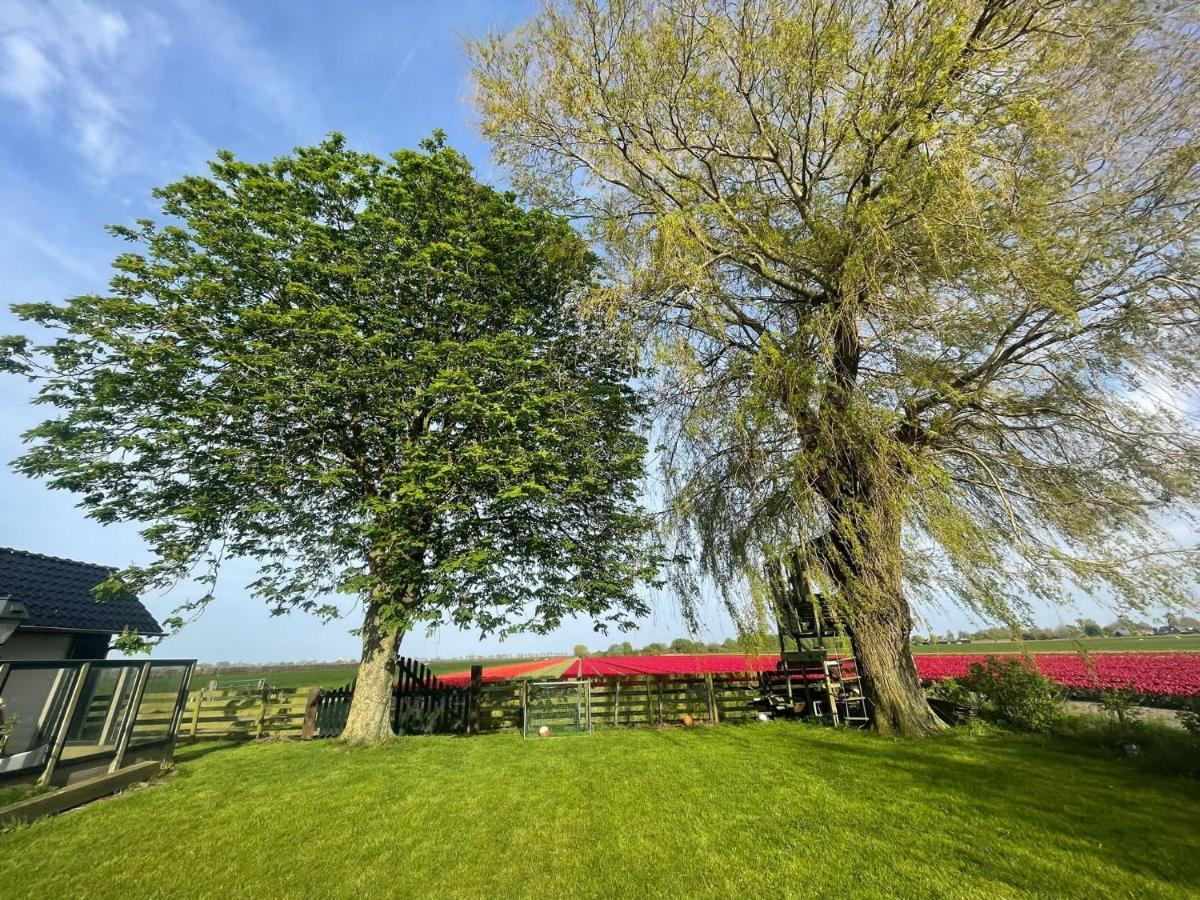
(472, 0, 1200, 733)
(2, 135, 660, 743)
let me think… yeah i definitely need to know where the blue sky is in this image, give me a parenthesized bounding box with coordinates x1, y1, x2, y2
(0, 1, 1139, 664)
(0, 0, 739, 663)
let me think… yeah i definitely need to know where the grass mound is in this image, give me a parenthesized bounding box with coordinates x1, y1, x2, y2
(3, 724, 1198, 898)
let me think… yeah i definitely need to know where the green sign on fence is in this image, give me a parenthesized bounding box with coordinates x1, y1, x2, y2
(523, 681, 591, 738)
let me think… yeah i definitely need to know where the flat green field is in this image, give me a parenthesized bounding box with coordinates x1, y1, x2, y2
(189, 657, 543, 690)
(2, 724, 1198, 898)
(912, 634, 1200, 654)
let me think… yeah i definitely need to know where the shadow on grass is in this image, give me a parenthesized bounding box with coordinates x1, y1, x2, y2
(820, 729, 1200, 891)
(171, 738, 252, 766)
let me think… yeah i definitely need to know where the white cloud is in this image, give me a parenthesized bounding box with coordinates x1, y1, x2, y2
(0, 217, 105, 282)
(0, 0, 149, 181)
(0, 34, 60, 112)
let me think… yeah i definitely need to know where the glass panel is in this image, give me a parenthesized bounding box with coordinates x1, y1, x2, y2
(60, 665, 140, 761)
(129, 664, 188, 746)
(0, 666, 77, 774)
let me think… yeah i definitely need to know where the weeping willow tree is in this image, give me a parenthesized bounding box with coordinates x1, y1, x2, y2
(471, 0, 1200, 733)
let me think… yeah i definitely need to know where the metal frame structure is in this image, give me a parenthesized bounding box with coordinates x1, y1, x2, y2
(0, 658, 195, 789)
(522, 679, 592, 738)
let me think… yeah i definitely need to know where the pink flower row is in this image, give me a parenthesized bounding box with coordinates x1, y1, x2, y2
(914, 653, 1200, 697)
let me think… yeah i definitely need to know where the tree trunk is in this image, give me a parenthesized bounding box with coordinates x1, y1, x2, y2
(847, 592, 944, 735)
(340, 602, 403, 745)
(822, 476, 945, 736)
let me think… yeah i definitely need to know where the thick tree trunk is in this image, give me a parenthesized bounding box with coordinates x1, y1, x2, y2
(847, 592, 944, 735)
(340, 602, 403, 745)
(822, 476, 945, 736)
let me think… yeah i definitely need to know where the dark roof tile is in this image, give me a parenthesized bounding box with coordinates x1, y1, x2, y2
(0, 547, 162, 636)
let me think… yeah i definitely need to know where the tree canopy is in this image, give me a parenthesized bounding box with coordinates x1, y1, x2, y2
(472, 0, 1200, 732)
(3, 134, 661, 741)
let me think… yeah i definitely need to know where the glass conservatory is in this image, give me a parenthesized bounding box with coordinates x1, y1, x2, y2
(0, 658, 195, 789)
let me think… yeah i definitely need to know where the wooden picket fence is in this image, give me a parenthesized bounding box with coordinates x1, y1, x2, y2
(310, 657, 475, 739)
(181, 671, 769, 742)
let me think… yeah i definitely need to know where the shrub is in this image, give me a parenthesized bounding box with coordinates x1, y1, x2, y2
(1180, 697, 1200, 739)
(1056, 713, 1200, 779)
(927, 677, 971, 705)
(1098, 686, 1142, 744)
(960, 656, 1063, 733)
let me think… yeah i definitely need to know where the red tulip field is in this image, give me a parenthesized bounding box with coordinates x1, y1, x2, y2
(913, 652, 1200, 698)
(447, 650, 1200, 699)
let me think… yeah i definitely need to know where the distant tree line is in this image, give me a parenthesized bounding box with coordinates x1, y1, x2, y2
(912, 614, 1200, 645)
(572, 636, 754, 658)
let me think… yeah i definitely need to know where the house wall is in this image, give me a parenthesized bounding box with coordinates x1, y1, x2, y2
(0, 632, 74, 661)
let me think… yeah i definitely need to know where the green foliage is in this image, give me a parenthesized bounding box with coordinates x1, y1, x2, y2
(3, 134, 660, 642)
(926, 677, 972, 707)
(1180, 698, 1200, 740)
(1055, 713, 1200, 781)
(0, 782, 51, 810)
(1098, 686, 1141, 723)
(959, 656, 1063, 733)
(0, 699, 17, 754)
(471, 0, 1200, 653)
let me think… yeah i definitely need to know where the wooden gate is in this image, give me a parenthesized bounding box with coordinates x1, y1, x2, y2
(312, 679, 356, 738)
(310, 657, 471, 738)
(393, 656, 470, 734)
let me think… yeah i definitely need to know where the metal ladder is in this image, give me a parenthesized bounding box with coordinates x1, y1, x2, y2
(825, 658, 870, 727)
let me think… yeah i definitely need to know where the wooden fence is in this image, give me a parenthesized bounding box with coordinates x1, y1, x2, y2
(309, 657, 477, 739)
(180, 672, 769, 741)
(181, 686, 312, 741)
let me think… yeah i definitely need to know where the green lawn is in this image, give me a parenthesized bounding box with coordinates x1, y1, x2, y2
(912, 634, 1200, 654)
(3, 725, 1198, 898)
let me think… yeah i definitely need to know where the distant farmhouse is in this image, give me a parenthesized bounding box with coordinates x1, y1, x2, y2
(0, 548, 162, 660)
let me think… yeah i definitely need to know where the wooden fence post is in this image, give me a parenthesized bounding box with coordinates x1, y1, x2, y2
(468, 666, 483, 736)
(255, 686, 269, 740)
(657, 677, 665, 725)
(189, 688, 204, 742)
(644, 677, 653, 727)
(521, 681, 529, 738)
(300, 688, 321, 740)
(613, 680, 620, 727)
(705, 674, 718, 724)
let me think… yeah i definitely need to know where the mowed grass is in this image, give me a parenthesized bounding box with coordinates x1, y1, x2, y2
(3, 725, 1199, 899)
(912, 634, 1200, 654)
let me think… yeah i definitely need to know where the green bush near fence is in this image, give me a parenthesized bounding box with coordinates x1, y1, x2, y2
(2, 724, 1198, 897)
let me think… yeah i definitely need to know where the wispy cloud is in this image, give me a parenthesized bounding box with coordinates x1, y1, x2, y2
(168, 0, 320, 139)
(0, 216, 105, 283)
(368, 20, 432, 129)
(0, 0, 166, 182)
(0, 34, 60, 112)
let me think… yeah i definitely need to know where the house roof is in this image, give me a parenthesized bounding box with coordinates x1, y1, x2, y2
(0, 547, 163, 636)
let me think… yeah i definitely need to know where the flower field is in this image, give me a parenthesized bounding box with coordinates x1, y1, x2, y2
(913, 653, 1200, 698)
(443, 650, 1200, 698)
(438, 657, 569, 686)
(566, 653, 1200, 697)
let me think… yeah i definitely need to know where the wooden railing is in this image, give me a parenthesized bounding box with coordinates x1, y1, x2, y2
(180, 672, 769, 741)
(181, 686, 311, 741)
